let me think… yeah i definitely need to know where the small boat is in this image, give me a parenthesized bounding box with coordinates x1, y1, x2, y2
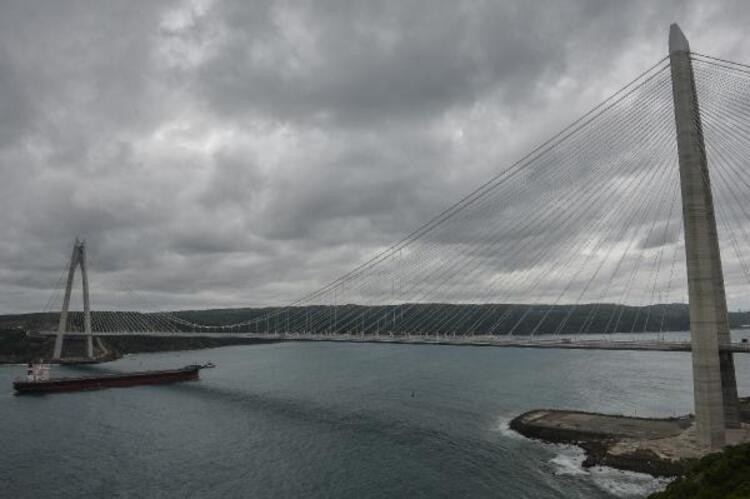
(13, 362, 215, 395)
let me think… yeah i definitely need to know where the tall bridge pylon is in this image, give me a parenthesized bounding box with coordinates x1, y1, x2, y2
(52, 238, 93, 359)
(669, 24, 740, 449)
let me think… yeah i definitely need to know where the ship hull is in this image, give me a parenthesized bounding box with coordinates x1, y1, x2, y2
(13, 366, 201, 394)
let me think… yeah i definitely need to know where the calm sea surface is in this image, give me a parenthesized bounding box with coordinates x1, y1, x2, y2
(2, 332, 749, 498)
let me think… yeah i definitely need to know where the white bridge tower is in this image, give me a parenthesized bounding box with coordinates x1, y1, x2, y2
(52, 238, 93, 359)
(669, 24, 740, 450)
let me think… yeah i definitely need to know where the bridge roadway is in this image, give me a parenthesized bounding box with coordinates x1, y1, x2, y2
(36, 331, 750, 353)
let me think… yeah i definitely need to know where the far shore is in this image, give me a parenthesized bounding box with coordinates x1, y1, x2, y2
(0, 329, 280, 365)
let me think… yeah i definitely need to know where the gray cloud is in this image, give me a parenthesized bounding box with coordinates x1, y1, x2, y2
(194, 1, 568, 126)
(2, 0, 750, 314)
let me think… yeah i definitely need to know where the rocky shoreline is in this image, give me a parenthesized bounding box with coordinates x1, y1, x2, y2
(510, 403, 750, 477)
(510, 410, 692, 476)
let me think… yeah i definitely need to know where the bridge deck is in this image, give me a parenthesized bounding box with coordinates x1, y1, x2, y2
(36, 331, 750, 353)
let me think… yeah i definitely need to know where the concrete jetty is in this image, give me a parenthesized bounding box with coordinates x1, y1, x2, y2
(510, 398, 750, 477)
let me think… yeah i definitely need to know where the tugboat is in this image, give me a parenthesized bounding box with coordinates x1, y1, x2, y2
(13, 361, 215, 394)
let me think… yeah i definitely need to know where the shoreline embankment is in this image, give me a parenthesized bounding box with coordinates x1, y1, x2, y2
(510, 400, 750, 477)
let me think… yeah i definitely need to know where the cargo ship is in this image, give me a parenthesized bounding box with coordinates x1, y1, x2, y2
(13, 362, 215, 394)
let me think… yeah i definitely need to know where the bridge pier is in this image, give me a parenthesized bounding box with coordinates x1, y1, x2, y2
(669, 24, 740, 450)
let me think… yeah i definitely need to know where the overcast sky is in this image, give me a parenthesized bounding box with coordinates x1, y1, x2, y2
(1, 0, 750, 314)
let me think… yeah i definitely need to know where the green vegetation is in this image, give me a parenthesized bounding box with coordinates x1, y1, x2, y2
(649, 443, 750, 499)
(0, 328, 52, 361)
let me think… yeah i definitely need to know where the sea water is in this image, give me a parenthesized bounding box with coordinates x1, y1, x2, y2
(2, 333, 748, 498)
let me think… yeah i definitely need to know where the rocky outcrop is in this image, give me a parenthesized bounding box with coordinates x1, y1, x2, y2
(509, 409, 698, 477)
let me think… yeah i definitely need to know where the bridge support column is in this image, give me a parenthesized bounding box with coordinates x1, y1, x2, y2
(669, 24, 740, 450)
(52, 239, 94, 360)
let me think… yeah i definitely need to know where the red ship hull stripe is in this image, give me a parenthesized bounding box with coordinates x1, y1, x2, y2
(14, 367, 200, 393)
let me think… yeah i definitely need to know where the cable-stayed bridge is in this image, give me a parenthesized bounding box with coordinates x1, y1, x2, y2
(36, 26, 750, 449)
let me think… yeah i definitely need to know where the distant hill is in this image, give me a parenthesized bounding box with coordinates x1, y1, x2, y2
(3, 302, 750, 335)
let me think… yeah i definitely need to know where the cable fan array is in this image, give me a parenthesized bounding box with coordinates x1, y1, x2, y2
(48, 53, 750, 340)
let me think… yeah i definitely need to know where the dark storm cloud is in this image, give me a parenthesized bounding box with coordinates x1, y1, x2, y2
(0, 55, 33, 147)
(194, 0, 571, 126)
(2, 0, 750, 313)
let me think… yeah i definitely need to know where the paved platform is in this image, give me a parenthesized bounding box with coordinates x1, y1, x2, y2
(519, 409, 691, 439)
(511, 403, 750, 475)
